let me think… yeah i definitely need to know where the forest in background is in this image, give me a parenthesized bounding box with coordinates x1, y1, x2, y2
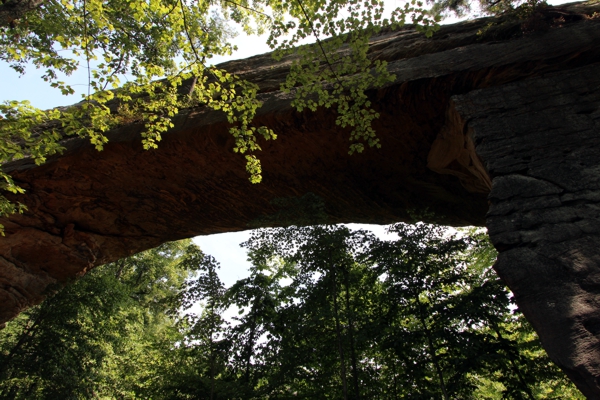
(0, 223, 584, 399)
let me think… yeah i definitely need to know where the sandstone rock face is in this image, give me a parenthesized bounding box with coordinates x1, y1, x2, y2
(455, 63, 600, 398)
(0, 1, 599, 395)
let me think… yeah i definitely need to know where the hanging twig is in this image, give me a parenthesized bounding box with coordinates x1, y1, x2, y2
(295, 0, 344, 89)
(221, 0, 271, 19)
(82, 0, 91, 103)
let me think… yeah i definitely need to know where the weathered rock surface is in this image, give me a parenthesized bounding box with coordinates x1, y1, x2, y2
(455, 62, 600, 398)
(0, 1, 599, 395)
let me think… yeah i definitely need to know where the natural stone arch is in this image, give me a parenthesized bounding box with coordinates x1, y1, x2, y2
(1, 1, 599, 396)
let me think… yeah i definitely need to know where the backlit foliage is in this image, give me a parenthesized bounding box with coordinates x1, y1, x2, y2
(0, 0, 442, 230)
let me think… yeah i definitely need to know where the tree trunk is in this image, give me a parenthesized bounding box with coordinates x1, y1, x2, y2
(492, 324, 535, 400)
(416, 304, 449, 400)
(0, 306, 47, 382)
(331, 267, 349, 400)
(342, 267, 361, 400)
(391, 356, 398, 399)
(243, 305, 259, 388)
(114, 259, 126, 280)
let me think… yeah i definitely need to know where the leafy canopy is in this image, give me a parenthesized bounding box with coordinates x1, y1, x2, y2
(0, 0, 539, 228)
(1, 224, 582, 398)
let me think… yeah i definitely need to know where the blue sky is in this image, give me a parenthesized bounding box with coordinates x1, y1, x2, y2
(1, 0, 569, 109)
(0, 0, 469, 109)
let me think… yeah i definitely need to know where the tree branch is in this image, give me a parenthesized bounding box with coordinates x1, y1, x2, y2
(0, 0, 46, 28)
(221, 0, 271, 19)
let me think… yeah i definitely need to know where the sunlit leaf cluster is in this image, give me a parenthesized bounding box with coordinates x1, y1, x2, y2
(0, 0, 444, 227)
(0, 0, 546, 224)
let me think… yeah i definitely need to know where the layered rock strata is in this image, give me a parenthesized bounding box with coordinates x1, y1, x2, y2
(0, 1, 599, 395)
(455, 63, 600, 398)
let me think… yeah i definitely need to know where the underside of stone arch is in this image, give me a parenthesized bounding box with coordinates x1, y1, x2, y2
(1, 1, 599, 396)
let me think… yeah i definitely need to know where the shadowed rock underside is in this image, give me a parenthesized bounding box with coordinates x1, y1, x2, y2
(1, 1, 599, 396)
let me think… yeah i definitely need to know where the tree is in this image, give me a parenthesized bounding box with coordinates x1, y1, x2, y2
(183, 247, 228, 400)
(0, 240, 192, 399)
(0, 0, 550, 226)
(159, 244, 239, 400)
(234, 225, 376, 399)
(0, 223, 584, 398)
(236, 223, 584, 399)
